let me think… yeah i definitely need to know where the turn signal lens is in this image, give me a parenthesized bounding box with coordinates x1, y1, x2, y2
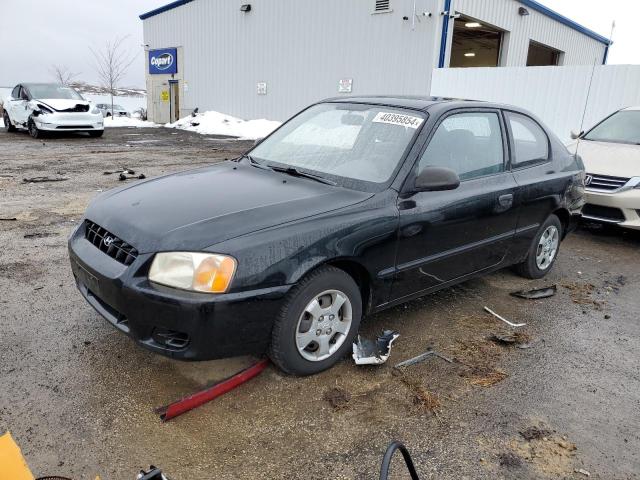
(149, 252, 237, 293)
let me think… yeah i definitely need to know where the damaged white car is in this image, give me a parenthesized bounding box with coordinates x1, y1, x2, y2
(3, 83, 104, 138)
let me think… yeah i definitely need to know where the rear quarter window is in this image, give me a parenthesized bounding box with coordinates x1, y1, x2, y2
(506, 112, 550, 167)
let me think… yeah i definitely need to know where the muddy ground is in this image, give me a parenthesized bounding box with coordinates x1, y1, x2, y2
(1, 127, 638, 479)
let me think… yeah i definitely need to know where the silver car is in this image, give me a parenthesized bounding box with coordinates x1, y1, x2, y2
(96, 103, 130, 118)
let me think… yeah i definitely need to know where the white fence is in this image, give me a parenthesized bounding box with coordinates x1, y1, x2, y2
(430, 65, 640, 143)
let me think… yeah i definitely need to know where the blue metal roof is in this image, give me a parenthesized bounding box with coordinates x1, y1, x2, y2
(139, 0, 194, 20)
(518, 0, 611, 45)
(138, 0, 611, 47)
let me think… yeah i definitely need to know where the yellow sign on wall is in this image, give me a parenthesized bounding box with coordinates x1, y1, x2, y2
(160, 90, 169, 102)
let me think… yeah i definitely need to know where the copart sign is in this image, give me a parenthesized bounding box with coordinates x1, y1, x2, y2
(149, 48, 178, 75)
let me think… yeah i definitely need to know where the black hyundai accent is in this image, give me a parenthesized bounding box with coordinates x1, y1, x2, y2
(68, 97, 585, 375)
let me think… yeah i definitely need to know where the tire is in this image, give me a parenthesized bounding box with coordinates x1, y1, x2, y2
(515, 214, 562, 279)
(106, 112, 111, 117)
(3, 111, 16, 132)
(89, 130, 104, 137)
(269, 266, 362, 376)
(27, 117, 42, 138)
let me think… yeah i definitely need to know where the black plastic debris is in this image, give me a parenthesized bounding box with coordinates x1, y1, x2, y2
(510, 285, 557, 300)
(23, 176, 69, 183)
(136, 466, 170, 480)
(104, 168, 135, 175)
(119, 173, 146, 181)
(352, 330, 400, 365)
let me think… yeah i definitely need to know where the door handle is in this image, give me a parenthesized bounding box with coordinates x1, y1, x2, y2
(498, 193, 514, 208)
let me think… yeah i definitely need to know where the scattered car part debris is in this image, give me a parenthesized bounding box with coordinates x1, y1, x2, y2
(379, 441, 421, 480)
(104, 168, 135, 175)
(136, 466, 170, 480)
(118, 172, 146, 181)
(156, 358, 269, 421)
(484, 306, 526, 327)
(574, 468, 591, 477)
(352, 330, 399, 365)
(394, 348, 453, 368)
(0, 217, 17, 221)
(489, 332, 532, 348)
(22, 176, 69, 183)
(510, 285, 557, 300)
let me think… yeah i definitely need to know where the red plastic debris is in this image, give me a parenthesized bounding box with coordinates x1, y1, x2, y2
(156, 358, 270, 421)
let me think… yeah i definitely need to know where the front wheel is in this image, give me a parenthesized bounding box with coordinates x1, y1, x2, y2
(269, 266, 362, 376)
(28, 118, 42, 138)
(515, 214, 562, 279)
(3, 111, 16, 132)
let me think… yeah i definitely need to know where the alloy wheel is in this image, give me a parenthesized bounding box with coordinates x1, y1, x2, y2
(295, 289, 353, 362)
(535, 225, 559, 270)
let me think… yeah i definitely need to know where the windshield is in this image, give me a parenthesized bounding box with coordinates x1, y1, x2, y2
(27, 84, 84, 100)
(583, 110, 640, 145)
(112, 105, 125, 110)
(250, 103, 425, 186)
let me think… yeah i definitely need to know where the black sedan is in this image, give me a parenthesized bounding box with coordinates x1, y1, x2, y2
(68, 97, 585, 375)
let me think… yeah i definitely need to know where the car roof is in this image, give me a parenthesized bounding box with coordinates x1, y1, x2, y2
(320, 95, 524, 113)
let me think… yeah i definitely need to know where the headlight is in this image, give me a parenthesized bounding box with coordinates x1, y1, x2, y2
(91, 106, 101, 115)
(149, 252, 237, 293)
(36, 103, 54, 114)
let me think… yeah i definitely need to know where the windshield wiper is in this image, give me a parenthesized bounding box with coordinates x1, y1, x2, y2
(270, 166, 336, 186)
(240, 153, 272, 170)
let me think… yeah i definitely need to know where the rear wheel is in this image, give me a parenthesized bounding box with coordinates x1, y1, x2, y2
(28, 117, 42, 138)
(3, 111, 16, 132)
(269, 266, 362, 376)
(515, 214, 562, 279)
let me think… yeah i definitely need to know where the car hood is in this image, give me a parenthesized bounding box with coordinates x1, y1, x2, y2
(85, 161, 373, 253)
(36, 98, 90, 111)
(574, 140, 640, 178)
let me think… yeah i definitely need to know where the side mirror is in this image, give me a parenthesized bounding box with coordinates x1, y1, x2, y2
(570, 130, 583, 140)
(254, 137, 264, 146)
(414, 166, 460, 192)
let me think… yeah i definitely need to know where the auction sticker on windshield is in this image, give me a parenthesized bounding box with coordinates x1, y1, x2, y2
(372, 112, 424, 129)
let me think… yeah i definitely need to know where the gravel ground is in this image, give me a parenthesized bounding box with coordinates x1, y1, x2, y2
(1, 127, 639, 479)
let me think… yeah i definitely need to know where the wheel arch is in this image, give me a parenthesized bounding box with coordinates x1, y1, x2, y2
(552, 207, 570, 238)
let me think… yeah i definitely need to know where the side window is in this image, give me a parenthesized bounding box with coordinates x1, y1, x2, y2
(418, 112, 504, 181)
(506, 112, 549, 167)
(11, 86, 20, 99)
(20, 87, 29, 100)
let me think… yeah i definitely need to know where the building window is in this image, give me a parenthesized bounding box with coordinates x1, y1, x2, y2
(373, 0, 391, 14)
(526, 41, 562, 66)
(449, 16, 503, 68)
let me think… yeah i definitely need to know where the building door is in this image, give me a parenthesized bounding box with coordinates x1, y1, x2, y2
(169, 80, 180, 123)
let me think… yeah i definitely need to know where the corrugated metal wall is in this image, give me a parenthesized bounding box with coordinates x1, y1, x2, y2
(452, 0, 607, 66)
(431, 65, 640, 142)
(143, 0, 442, 121)
(142, 0, 608, 122)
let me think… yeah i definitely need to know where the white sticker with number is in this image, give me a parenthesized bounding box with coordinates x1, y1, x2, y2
(372, 112, 424, 129)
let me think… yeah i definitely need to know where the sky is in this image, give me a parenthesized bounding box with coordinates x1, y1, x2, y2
(0, 0, 637, 89)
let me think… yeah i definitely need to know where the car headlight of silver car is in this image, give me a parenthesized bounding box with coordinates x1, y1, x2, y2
(149, 252, 237, 293)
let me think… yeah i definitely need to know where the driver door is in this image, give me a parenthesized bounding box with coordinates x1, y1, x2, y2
(390, 109, 519, 301)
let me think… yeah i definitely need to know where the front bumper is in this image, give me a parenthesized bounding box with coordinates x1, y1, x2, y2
(35, 112, 104, 132)
(68, 222, 291, 360)
(584, 188, 640, 230)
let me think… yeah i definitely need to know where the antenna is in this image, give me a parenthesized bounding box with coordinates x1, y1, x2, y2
(578, 54, 598, 143)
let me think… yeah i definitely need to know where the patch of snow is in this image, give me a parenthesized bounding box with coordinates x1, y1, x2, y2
(104, 116, 158, 128)
(167, 110, 281, 139)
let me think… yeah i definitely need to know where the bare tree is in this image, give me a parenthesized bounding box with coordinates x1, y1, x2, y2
(49, 64, 79, 86)
(90, 35, 138, 114)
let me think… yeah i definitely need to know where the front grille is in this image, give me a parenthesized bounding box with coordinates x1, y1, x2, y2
(152, 328, 190, 350)
(586, 173, 629, 191)
(56, 125, 94, 129)
(85, 221, 138, 266)
(582, 204, 625, 222)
